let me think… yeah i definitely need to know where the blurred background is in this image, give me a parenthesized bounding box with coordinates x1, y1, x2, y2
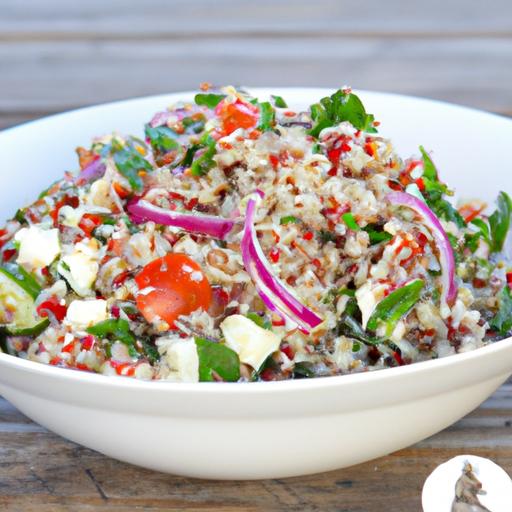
(1, 0, 512, 131)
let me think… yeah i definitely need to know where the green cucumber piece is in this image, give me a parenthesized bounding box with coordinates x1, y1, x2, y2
(0, 267, 46, 335)
(0, 263, 42, 299)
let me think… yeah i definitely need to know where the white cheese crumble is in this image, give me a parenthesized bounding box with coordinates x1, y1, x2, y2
(66, 299, 107, 330)
(159, 337, 199, 382)
(58, 239, 99, 297)
(220, 314, 281, 370)
(15, 226, 60, 271)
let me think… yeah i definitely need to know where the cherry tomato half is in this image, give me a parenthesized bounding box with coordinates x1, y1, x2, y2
(215, 98, 259, 135)
(135, 253, 212, 328)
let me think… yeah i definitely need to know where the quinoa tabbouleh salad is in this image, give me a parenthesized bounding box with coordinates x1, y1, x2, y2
(0, 85, 511, 382)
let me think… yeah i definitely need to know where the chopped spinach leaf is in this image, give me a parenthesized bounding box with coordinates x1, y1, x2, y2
(144, 124, 181, 153)
(490, 285, 512, 336)
(309, 89, 377, 138)
(489, 191, 512, 253)
(190, 134, 217, 176)
(256, 102, 275, 132)
(246, 312, 272, 330)
(363, 224, 393, 245)
(271, 95, 288, 108)
(87, 318, 138, 358)
(293, 361, 315, 378)
(195, 337, 240, 382)
(113, 142, 152, 192)
(280, 215, 300, 225)
(194, 93, 226, 108)
(342, 212, 360, 231)
(367, 279, 424, 336)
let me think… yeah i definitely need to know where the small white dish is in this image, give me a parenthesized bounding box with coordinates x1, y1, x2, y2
(0, 89, 511, 479)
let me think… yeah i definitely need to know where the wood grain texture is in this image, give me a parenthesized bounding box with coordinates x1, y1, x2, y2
(0, 387, 511, 512)
(1, 1, 512, 511)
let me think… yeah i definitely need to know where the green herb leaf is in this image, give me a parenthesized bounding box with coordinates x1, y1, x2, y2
(194, 93, 226, 108)
(256, 102, 275, 132)
(490, 285, 512, 336)
(139, 337, 159, 364)
(341, 212, 360, 231)
(317, 229, 336, 243)
(246, 312, 271, 330)
(419, 146, 466, 228)
(363, 224, 393, 245)
(190, 135, 217, 176)
(271, 95, 288, 108)
(309, 89, 377, 138)
(367, 279, 424, 336)
(293, 361, 315, 378)
(280, 215, 300, 225)
(144, 124, 181, 153)
(0, 263, 41, 300)
(195, 337, 240, 382)
(113, 143, 153, 192)
(489, 191, 512, 253)
(87, 318, 138, 358)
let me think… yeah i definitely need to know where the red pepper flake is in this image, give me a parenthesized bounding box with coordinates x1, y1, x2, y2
(2, 249, 16, 262)
(184, 197, 198, 210)
(269, 154, 279, 169)
(61, 340, 76, 354)
(280, 342, 295, 360)
(506, 272, 512, 289)
(392, 351, 403, 366)
(49, 356, 64, 366)
(112, 271, 130, 289)
(37, 297, 67, 322)
(81, 335, 96, 351)
(272, 230, 280, 244)
(388, 180, 403, 191)
(75, 363, 90, 372)
(78, 213, 103, 237)
(364, 142, 377, 157)
(303, 231, 314, 241)
(415, 177, 426, 191)
(272, 316, 286, 327)
(327, 167, 337, 177)
(284, 111, 297, 117)
(259, 368, 275, 381)
(311, 258, 322, 268)
(472, 278, 487, 289)
(269, 247, 280, 263)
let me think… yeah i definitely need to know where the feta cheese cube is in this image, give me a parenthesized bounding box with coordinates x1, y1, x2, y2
(161, 337, 199, 382)
(220, 314, 281, 370)
(15, 226, 60, 271)
(58, 240, 99, 296)
(66, 299, 107, 330)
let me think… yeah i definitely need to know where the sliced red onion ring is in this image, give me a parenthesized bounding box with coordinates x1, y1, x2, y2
(127, 199, 236, 240)
(76, 157, 106, 184)
(241, 192, 323, 333)
(387, 191, 457, 314)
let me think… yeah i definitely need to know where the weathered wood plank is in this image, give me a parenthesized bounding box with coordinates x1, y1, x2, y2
(2, 0, 512, 38)
(1, 38, 512, 119)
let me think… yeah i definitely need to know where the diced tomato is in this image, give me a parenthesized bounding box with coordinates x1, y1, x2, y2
(215, 98, 259, 135)
(269, 248, 280, 263)
(135, 253, 212, 328)
(184, 197, 199, 210)
(50, 195, 79, 226)
(112, 270, 131, 289)
(280, 342, 294, 360)
(303, 231, 314, 241)
(78, 213, 103, 237)
(113, 181, 131, 199)
(61, 340, 76, 353)
(472, 278, 487, 289)
(458, 201, 487, 223)
(110, 360, 137, 377)
(269, 154, 279, 169)
(37, 297, 67, 322)
(2, 248, 16, 262)
(506, 272, 512, 290)
(81, 335, 96, 351)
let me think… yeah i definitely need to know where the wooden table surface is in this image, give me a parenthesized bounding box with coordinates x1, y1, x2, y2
(1, 1, 512, 510)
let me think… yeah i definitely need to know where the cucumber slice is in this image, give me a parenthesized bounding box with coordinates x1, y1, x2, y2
(0, 263, 42, 299)
(0, 266, 47, 335)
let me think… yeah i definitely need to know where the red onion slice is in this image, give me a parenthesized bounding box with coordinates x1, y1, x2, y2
(128, 199, 236, 240)
(387, 191, 457, 315)
(76, 157, 106, 185)
(241, 192, 323, 333)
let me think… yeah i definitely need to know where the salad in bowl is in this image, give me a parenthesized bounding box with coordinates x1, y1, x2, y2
(1, 85, 510, 383)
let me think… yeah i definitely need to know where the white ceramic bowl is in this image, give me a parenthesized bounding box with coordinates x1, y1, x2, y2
(0, 89, 511, 480)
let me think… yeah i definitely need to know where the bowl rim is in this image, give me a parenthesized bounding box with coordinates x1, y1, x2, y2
(1, 88, 511, 395)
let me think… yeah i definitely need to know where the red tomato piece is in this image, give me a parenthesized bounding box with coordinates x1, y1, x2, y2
(135, 253, 212, 328)
(215, 98, 259, 135)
